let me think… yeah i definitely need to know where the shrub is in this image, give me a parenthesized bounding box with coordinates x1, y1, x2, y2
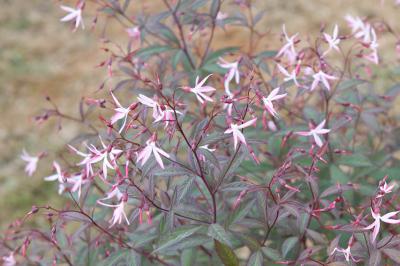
(3, 0, 400, 265)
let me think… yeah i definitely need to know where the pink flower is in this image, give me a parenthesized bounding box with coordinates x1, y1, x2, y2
(44, 161, 66, 195)
(218, 58, 240, 94)
(85, 140, 122, 180)
(98, 199, 130, 228)
(345, 15, 364, 35)
(110, 91, 136, 133)
(224, 118, 257, 149)
(68, 145, 93, 178)
(262, 87, 287, 118)
(21, 149, 39, 176)
(378, 182, 395, 197)
(184, 75, 216, 104)
(276, 24, 298, 64)
(216, 12, 228, 21)
(137, 94, 163, 120)
(277, 64, 299, 87)
(69, 139, 122, 180)
(323, 24, 340, 56)
(98, 186, 123, 204)
(126, 26, 140, 39)
(364, 208, 400, 242)
(296, 119, 330, 147)
(310, 70, 337, 91)
(156, 109, 182, 128)
(60, 5, 84, 30)
(67, 173, 86, 199)
(363, 28, 379, 64)
(331, 243, 359, 263)
(137, 138, 170, 169)
(2, 252, 16, 266)
(200, 145, 216, 152)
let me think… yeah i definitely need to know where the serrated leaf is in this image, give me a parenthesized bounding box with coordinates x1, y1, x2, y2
(247, 251, 263, 266)
(261, 247, 283, 261)
(208, 224, 234, 248)
(214, 240, 239, 266)
(203, 47, 239, 65)
(330, 164, 348, 184)
(136, 45, 174, 58)
(281, 236, 298, 258)
(152, 226, 201, 254)
(337, 79, 365, 91)
(383, 248, 400, 263)
(369, 250, 381, 266)
(336, 154, 372, 167)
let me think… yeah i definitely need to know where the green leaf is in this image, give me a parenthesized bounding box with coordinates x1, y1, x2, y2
(225, 199, 254, 227)
(261, 247, 283, 261)
(152, 226, 201, 254)
(329, 164, 348, 183)
(336, 79, 365, 91)
(208, 223, 234, 248)
(215, 240, 239, 266)
(368, 250, 382, 266)
(247, 251, 263, 266)
(136, 45, 175, 58)
(203, 47, 239, 65)
(281, 236, 298, 258)
(383, 248, 400, 263)
(336, 154, 372, 167)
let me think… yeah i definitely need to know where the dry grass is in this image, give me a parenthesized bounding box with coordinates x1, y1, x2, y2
(0, 0, 399, 228)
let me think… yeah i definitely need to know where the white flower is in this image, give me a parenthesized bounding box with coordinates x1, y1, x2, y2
(224, 118, 257, 149)
(364, 208, 400, 242)
(137, 138, 170, 169)
(98, 200, 130, 228)
(345, 15, 364, 34)
(186, 75, 216, 104)
(323, 24, 340, 56)
(86, 143, 122, 180)
(60, 5, 84, 30)
(276, 24, 298, 64)
(331, 246, 358, 263)
(310, 70, 337, 91)
(378, 182, 395, 197)
(67, 173, 86, 199)
(2, 252, 16, 266)
(262, 87, 287, 118)
(110, 91, 135, 133)
(277, 64, 299, 87)
(296, 119, 330, 147)
(200, 145, 216, 152)
(21, 149, 39, 176)
(137, 94, 163, 120)
(126, 26, 140, 39)
(218, 58, 240, 94)
(44, 161, 66, 195)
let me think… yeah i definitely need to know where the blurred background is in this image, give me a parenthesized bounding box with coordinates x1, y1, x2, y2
(1, 0, 399, 229)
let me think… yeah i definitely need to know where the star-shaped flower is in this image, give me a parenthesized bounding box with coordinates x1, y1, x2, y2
(224, 118, 257, 149)
(310, 70, 337, 91)
(184, 75, 216, 104)
(323, 24, 340, 56)
(262, 87, 287, 118)
(364, 208, 400, 242)
(296, 119, 330, 147)
(21, 149, 39, 176)
(60, 5, 84, 30)
(137, 137, 170, 169)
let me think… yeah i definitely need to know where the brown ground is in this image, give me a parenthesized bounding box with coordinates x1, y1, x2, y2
(1, 0, 399, 228)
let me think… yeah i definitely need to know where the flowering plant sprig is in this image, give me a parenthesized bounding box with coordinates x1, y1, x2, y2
(5, 1, 400, 265)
